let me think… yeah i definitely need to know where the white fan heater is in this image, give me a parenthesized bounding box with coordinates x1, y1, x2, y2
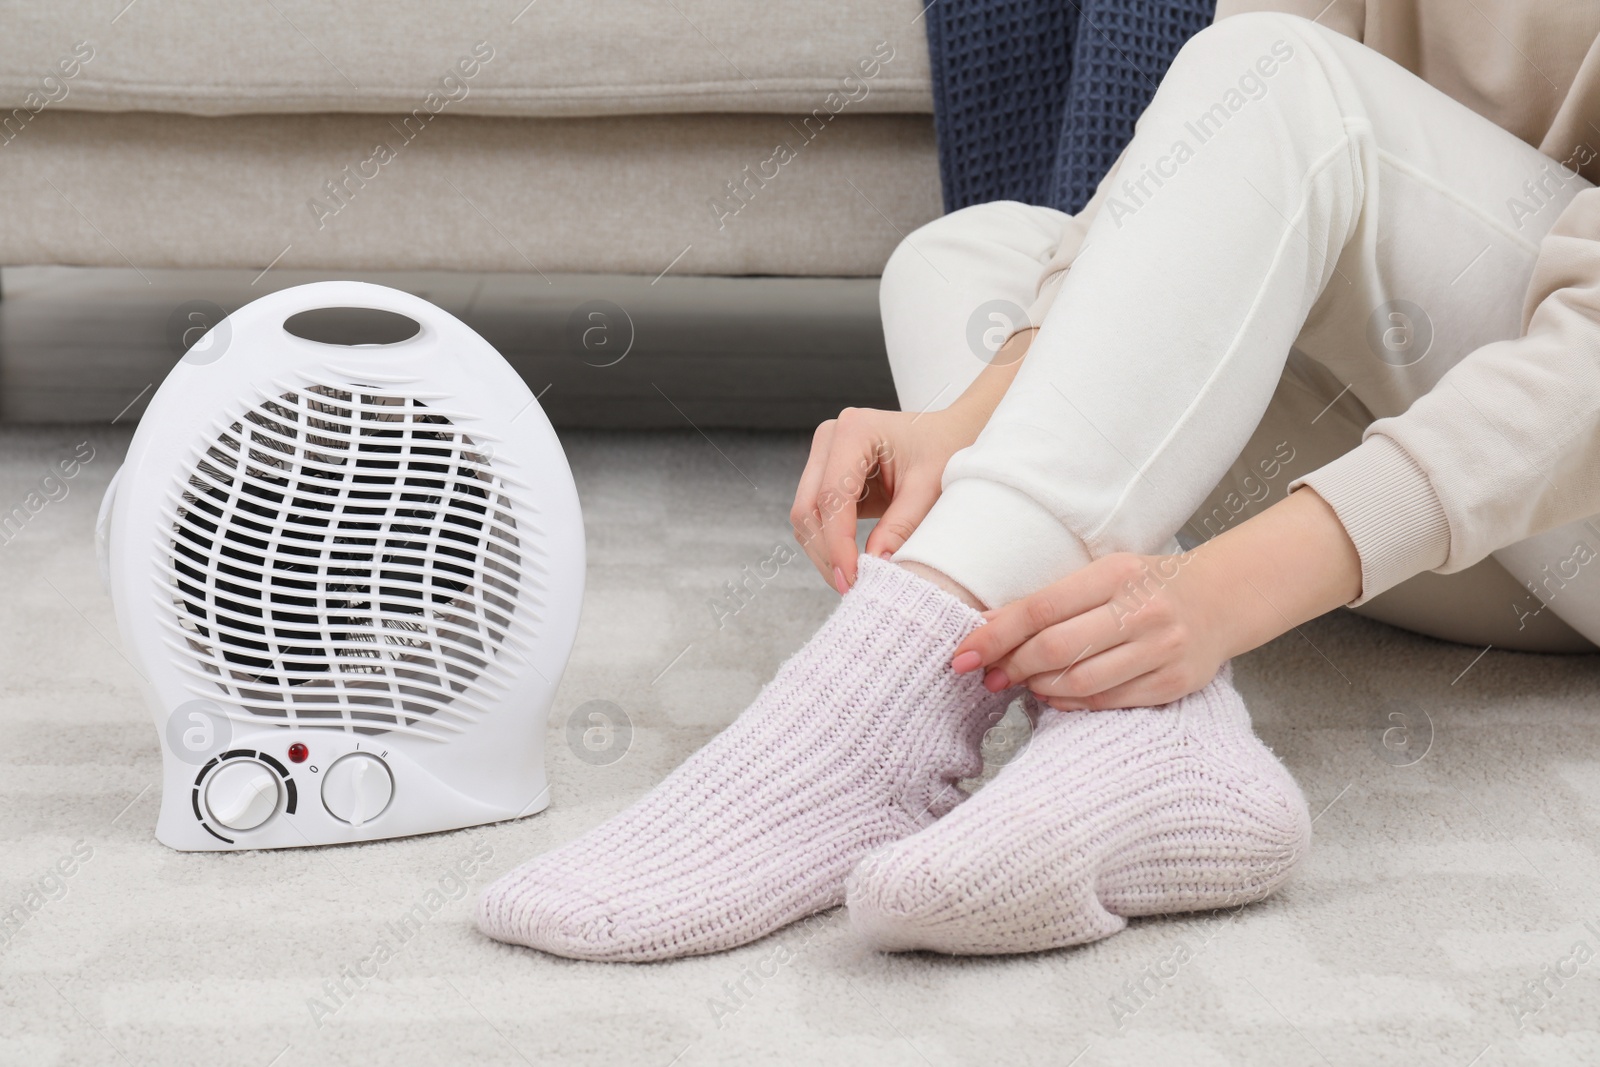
(97, 281, 584, 851)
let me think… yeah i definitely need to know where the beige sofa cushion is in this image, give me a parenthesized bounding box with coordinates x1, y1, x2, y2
(0, 0, 933, 118)
(0, 110, 939, 274)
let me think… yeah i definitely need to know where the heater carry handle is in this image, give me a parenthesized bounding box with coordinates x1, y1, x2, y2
(242, 280, 535, 409)
(245, 280, 465, 349)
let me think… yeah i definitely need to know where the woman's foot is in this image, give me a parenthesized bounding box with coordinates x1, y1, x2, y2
(846, 664, 1310, 955)
(478, 555, 1015, 961)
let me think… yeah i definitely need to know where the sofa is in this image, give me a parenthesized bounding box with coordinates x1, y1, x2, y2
(0, 0, 941, 279)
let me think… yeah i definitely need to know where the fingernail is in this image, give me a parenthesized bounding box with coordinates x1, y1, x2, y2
(983, 668, 1010, 692)
(833, 566, 849, 595)
(951, 650, 982, 673)
(878, 549, 893, 560)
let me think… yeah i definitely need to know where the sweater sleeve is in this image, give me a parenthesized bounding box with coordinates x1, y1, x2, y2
(1290, 185, 1600, 605)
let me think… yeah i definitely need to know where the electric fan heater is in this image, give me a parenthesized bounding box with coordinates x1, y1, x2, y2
(98, 281, 584, 851)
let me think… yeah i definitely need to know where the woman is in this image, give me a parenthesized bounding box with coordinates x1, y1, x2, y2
(479, 0, 1600, 960)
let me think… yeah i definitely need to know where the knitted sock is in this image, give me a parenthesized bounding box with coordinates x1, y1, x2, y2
(846, 664, 1311, 955)
(478, 555, 1015, 962)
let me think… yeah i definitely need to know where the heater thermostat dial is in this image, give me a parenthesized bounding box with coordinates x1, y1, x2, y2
(321, 754, 394, 827)
(204, 760, 281, 831)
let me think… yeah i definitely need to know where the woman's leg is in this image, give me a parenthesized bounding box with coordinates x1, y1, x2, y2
(895, 13, 1591, 618)
(479, 556, 1016, 960)
(879, 200, 1073, 415)
(852, 11, 1591, 955)
(883, 167, 1599, 657)
(476, 205, 1075, 963)
(882, 68, 1596, 655)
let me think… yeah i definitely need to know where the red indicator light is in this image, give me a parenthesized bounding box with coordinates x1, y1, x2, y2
(288, 743, 309, 764)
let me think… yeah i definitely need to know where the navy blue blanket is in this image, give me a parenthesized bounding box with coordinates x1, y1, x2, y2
(925, 0, 1218, 215)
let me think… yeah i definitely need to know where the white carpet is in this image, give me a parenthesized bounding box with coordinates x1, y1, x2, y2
(3, 426, 1599, 1066)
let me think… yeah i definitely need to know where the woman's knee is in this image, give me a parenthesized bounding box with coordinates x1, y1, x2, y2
(884, 203, 1020, 302)
(1155, 12, 1330, 118)
(1173, 11, 1318, 69)
(879, 200, 1067, 325)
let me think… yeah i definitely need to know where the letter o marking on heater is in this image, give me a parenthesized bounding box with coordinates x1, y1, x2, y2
(165, 699, 233, 765)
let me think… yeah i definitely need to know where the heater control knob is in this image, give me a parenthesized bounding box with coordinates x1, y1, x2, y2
(204, 760, 281, 832)
(321, 754, 394, 828)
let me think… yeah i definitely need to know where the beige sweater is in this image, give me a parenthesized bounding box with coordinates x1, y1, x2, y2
(1026, 0, 1600, 605)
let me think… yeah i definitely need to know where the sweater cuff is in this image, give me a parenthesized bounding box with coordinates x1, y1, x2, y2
(1287, 435, 1451, 606)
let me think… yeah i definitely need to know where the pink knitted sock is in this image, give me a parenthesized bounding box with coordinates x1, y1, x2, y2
(846, 664, 1311, 955)
(478, 555, 1014, 962)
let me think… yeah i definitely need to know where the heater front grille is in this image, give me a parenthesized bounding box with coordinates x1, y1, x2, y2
(157, 382, 526, 738)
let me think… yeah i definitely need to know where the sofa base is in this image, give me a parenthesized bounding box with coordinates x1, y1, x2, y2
(0, 266, 896, 429)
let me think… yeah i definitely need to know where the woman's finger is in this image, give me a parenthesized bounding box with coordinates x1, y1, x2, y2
(816, 418, 880, 592)
(862, 469, 941, 560)
(790, 421, 836, 583)
(953, 555, 1134, 674)
(983, 605, 1128, 691)
(1044, 666, 1189, 712)
(1021, 638, 1154, 701)
(791, 420, 834, 541)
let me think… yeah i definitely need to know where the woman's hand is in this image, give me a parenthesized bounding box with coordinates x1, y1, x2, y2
(951, 551, 1231, 710)
(792, 329, 1037, 593)
(790, 404, 986, 593)
(950, 487, 1363, 709)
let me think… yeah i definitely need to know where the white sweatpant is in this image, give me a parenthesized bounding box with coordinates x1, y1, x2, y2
(885, 13, 1600, 653)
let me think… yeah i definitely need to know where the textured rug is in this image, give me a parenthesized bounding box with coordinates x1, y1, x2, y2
(2, 426, 1598, 1066)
